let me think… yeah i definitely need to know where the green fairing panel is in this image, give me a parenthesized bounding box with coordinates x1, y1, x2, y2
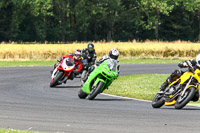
(81, 59, 118, 94)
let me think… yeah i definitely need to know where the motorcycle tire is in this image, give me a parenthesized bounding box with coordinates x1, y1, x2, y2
(175, 86, 196, 109)
(81, 70, 88, 82)
(152, 93, 165, 108)
(78, 89, 88, 99)
(88, 81, 104, 100)
(50, 71, 64, 87)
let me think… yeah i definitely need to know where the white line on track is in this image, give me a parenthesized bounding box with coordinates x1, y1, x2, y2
(102, 93, 200, 108)
(102, 93, 151, 102)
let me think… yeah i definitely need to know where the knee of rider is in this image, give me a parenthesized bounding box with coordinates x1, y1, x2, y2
(54, 63, 59, 68)
(171, 69, 182, 77)
(89, 66, 95, 73)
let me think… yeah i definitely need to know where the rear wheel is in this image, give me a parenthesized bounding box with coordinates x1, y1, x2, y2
(175, 87, 196, 109)
(152, 93, 165, 108)
(78, 89, 88, 99)
(50, 71, 64, 87)
(88, 81, 104, 100)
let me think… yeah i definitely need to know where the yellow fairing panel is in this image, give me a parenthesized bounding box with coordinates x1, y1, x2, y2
(165, 100, 176, 106)
(180, 72, 193, 84)
(194, 69, 200, 83)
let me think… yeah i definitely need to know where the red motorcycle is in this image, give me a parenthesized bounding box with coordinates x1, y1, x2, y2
(50, 57, 75, 87)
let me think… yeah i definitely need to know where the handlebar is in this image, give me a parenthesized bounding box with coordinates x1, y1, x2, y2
(186, 61, 195, 73)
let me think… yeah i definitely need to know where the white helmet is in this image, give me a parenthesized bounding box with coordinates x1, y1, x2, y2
(196, 54, 200, 67)
(74, 49, 82, 60)
(108, 49, 119, 60)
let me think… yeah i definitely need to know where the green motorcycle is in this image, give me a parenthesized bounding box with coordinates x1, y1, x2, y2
(78, 58, 118, 100)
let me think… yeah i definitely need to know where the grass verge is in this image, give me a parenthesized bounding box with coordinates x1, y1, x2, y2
(0, 58, 184, 67)
(104, 74, 169, 101)
(0, 129, 40, 133)
(119, 58, 184, 64)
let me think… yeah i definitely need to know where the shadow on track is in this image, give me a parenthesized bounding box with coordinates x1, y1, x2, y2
(160, 107, 200, 111)
(54, 86, 81, 89)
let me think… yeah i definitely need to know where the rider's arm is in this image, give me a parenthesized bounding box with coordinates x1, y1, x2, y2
(91, 51, 97, 61)
(90, 51, 97, 65)
(117, 60, 120, 76)
(57, 56, 63, 62)
(96, 55, 108, 66)
(178, 59, 196, 68)
(73, 61, 83, 74)
(81, 49, 87, 59)
(57, 55, 67, 62)
(68, 53, 74, 57)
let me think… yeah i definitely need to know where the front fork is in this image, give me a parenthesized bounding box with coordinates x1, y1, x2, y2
(92, 77, 106, 93)
(180, 76, 193, 97)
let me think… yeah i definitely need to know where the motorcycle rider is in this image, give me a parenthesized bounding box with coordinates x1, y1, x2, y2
(81, 43, 97, 67)
(52, 49, 83, 80)
(159, 54, 200, 101)
(82, 48, 120, 82)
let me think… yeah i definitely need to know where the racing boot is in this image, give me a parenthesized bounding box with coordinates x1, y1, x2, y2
(67, 72, 75, 80)
(158, 78, 170, 94)
(158, 81, 168, 94)
(50, 70, 53, 74)
(50, 63, 59, 74)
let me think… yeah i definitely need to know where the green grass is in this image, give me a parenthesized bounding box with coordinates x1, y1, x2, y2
(104, 74, 169, 100)
(0, 129, 40, 133)
(119, 58, 184, 64)
(0, 58, 185, 67)
(104, 74, 200, 105)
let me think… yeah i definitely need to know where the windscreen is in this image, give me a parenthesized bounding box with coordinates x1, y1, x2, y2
(65, 57, 74, 66)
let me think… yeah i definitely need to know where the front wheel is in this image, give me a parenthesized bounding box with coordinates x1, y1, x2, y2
(175, 87, 196, 109)
(50, 71, 64, 87)
(78, 89, 88, 99)
(88, 81, 104, 100)
(152, 93, 165, 108)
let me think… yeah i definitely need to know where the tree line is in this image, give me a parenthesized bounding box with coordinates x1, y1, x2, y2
(0, 0, 200, 42)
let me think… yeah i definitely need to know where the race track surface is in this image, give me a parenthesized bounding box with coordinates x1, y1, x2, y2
(0, 64, 200, 133)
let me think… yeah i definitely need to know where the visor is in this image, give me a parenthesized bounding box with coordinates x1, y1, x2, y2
(89, 47, 94, 51)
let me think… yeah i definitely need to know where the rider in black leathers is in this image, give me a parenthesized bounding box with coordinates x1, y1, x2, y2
(160, 55, 200, 101)
(80, 43, 97, 84)
(81, 43, 97, 67)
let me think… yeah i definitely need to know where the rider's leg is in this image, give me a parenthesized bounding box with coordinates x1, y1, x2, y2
(68, 72, 75, 80)
(82, 65, 95, 82)
(50, 62, 60, 74)
(160, 69, 183, 91)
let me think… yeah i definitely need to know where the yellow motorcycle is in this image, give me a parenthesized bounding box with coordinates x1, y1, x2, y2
(152, 62, 200, 109)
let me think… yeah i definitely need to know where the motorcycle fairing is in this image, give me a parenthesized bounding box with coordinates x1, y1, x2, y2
(57, 58, 75, 77)
(81, 60, 118, 94)
(165, 70, 200, 106)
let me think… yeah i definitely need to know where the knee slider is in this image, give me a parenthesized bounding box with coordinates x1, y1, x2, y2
(88, 66, 95, 73)
(172, 69, 182, 77)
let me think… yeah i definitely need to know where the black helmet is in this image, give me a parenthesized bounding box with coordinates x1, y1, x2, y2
(88, 43, 94, 52)
(108, 49, 119, 60)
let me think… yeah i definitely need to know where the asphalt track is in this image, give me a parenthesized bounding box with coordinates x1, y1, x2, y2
(0, 64, 200, 133)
